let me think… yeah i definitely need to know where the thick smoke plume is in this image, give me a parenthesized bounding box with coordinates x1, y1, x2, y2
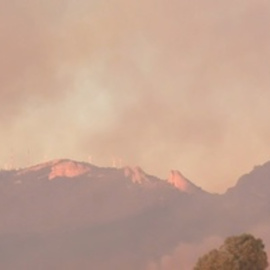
(1, 0, 270, 192)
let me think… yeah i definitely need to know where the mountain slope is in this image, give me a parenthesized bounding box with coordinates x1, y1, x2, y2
(0, 159, 269, 269)
(0, 159, 213, 269)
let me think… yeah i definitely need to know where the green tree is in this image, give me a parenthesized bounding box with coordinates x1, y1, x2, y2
(194, 234, 268, 270)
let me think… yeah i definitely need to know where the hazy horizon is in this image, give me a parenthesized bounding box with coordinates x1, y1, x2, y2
(1, 0, 270, 192)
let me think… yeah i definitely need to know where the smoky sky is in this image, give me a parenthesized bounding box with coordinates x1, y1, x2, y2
(1, 0, 270, 192)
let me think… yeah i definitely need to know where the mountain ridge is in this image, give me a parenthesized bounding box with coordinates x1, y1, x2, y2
(0, 158, 270, 269)
(7, 158, 207, 195)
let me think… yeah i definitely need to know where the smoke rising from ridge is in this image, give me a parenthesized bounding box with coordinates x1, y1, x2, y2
(146, 236, 223, 270)
(149, 224, 270, 270)
(1, 0, 270, 191)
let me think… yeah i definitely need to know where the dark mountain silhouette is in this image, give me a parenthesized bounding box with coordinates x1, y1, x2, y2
(0, 159, 269, 269)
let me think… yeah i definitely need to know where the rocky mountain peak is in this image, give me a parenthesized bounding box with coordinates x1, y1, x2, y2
(167, 170, 201, 194)
(123, 166, 149, 184)
(48, 159, 92, 180)
(16, 159, 93, 180)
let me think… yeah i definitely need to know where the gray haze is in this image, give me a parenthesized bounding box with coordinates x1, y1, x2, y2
(1, 0, 270, 192)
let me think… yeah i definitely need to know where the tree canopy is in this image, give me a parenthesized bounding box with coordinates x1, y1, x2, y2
(194, 234, 268, 270)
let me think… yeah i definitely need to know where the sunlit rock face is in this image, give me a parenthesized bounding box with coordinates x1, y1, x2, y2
(123, 166, 149, 184)
(16, 159, 62, 175)
(48, 160, 92, 180)
(167, 170, 201, 194)
(16, 159, 93, 180)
